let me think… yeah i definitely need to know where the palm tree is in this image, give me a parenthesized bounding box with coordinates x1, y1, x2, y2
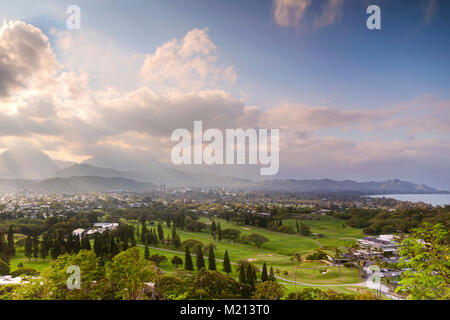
(334, 248, 342, 277)
(290, 252, 302, 298)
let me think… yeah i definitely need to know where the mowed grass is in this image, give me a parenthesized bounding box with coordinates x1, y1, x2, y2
(131, 215, 364, 286)
(9, 246, 51, 273)
(7, 215, 364, 289)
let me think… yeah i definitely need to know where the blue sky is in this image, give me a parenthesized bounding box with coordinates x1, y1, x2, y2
(3, 0, 449, 109)
(0, 0, 449, 188)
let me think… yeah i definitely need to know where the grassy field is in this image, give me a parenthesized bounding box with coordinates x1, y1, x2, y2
(7, 215, 367, 295)
(128, 215, 365, 287)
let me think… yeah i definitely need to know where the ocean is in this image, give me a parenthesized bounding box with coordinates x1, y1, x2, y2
(368, 194, 450, 206)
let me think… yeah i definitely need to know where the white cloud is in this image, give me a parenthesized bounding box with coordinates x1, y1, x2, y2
(0, 20, 57, 99)
(313, 0, 344, 29)
(272, 0, 310, 28)
(141, 28, 236, 91)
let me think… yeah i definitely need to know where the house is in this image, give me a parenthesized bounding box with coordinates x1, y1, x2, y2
(93, 222, 119, 230)
(72, 222, 119, 239)
(72, 228, 85, 238)
(357, 234, 398, 254)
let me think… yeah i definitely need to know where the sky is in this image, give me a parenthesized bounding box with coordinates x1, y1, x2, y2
(0, 0, 449, 188)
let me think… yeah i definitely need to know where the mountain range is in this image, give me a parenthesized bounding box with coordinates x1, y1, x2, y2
(0, 147, 447, 194)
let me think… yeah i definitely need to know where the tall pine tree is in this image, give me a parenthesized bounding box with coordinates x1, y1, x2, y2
(185, 246, 194, 271)
(269, 267, 276, 281)
(261, 262, 268, 282)
(144, 245, 150, 260)
(7, 225, 15, 257)
(208, 245, 216, 270)
(24, 236, 32, 261)
(196, 245, 205, 271)
(223, 250, 232, 274)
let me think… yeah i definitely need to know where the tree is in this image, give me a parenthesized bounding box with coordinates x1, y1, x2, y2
(40, 233, 50, 261)
(171, 224, 177, 240)
(24, 236, 33, 261)
(252, 281, 285, 300)
(248, 233, 269, 248)
(144, 245, 150, 260)
(157, 223, 164, 241)
(149, 254, 168, 267)
(193, 270, 235, 298)
(246, 264, 254, 286)
(0, 233, 8, 264)
(238, 263, 246, 283)
(218, 223, 222, 241)
(195, 245, 205, 271)
(7, 225, 15, 257)
(395, 223, 449, 300)
(221, 229, 241, 242)
(184, 246, 194, 271)
(299, 222, 311, 236)
(106, 247, 155, 300)
(171, 256, 183, 268)
(81, 236, 91, 251)
(269, 267, 276, 281)
(0, 259, 10, 276)
(223, 250, 232, 274)
(261, 262, 269, 282)
(208, 245, 216, 270)
(32, 236, 39, 260)
(290, 252, 302, 297)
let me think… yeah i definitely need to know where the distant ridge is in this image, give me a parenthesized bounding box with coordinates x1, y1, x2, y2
(0, 176, 156, 193)
(249, 178, 448, 194)
(51, 163, 151, 182)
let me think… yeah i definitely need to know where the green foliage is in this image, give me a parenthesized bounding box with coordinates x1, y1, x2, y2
(261, 262, 269, 282)
(0, 258, 10, 275)
(208, 245, 216, 270)
(239, 233, 269, 248)
(193, 270, 237, 298)
(395, 223, 450, 300)
(195, 245, 205, 271)
(222, 250, 232, 274)
(286, 288, 354, 300)
(306, 250, 328, 261)
(184, 246, 194, 271)
(252, 281, 285, 300)
(144, 245, 150, 260)
(149, 254, 167, 267)
(10, 268, 40, 278)
(171, 256, 183, 268)
(106, 247, 155, 300)
(221, 229, 241, 242)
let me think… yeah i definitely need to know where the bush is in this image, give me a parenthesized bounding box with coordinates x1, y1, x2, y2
(0, 259, 10, 276)
(182, 239, 204, 250)
(306, 251, 328, 261)
(278, 225, 295, 234)
(10, 268, 40, 278)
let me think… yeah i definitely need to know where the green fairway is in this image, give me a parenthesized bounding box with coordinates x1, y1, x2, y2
(7, 215, 364, 290)
(131, 215, 364, 287)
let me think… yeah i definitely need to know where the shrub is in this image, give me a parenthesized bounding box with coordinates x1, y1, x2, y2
(10, 268, 40, 278)
(0, 259, 10, 276)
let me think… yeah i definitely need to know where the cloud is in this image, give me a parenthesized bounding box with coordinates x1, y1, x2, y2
(1, 20, 449, 187)
(424, 0, 438, 24)
(0, 20, 57, 99)
(272, 0, 311, 28)
(259, 103, 386, 132)
(313, 0, 344, 29)
(272, 0, 343, 30)
(141, 28, 236, 91)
